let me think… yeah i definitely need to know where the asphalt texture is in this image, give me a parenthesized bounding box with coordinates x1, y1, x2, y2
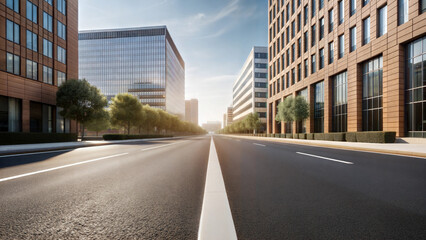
(0, 137, 210, 239)
(213, 135, 426, 240)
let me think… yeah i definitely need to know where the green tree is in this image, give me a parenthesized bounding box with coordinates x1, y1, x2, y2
(85, 109, 110, 136)
(110, 93, 143, 134)
(276, 96, 294, 123)
(56, 79, 107, 140)
(293, 96, 310, 133)
(143, 105, 160, 133)
(244, 113, 261, 134)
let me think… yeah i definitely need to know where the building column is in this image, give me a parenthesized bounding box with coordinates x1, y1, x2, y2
(22, 100, 30, 132)
(324, 77, 331, 133)
(348, 61, 362, 132)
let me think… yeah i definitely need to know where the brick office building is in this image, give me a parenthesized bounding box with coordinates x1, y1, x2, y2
(267, 0, 426, 138)
(0, 0, 78, 133)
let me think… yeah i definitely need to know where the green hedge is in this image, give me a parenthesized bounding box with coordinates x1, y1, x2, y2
(285, 133, 293, 139)
(355, 132, 396, 143)
(346, 132, 357, 142)
(324, 133, 335, 141)
(333, 133, 346, 141)
(314, 133, 325, 140)
(0, 133, 77, 145)
(103, 134, 173, 141)
(307, 133, 314, 140)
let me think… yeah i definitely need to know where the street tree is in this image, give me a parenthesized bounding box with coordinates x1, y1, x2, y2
(276, 96, 294, 123)
(244, 112, 261, 134)
(110, 93, 143, 134)
(56, 79, 108, 139)
(85, 109, 110, 136)
(143, 105, 160, 133)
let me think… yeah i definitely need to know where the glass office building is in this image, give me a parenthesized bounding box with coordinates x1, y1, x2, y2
(79, 26, 185, 118)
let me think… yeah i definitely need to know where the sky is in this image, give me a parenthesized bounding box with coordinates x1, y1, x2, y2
(79, 0, 268, 126)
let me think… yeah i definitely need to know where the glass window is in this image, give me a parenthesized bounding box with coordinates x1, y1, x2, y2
(398, 0, 409, 25)
(339, 35, 345, 58)
(291, 68, 295, 85)
(378, 5, 387, 37)
(338, 1, 344, 25)
(421, 0, 426, 13)
(304, 31, 309, 53)
(286, 49, 290, 67)
(45, 0, 53, 5)
(406, 37, 426, 137)
(6, 20, 20, 44)
(350, 26, 356, 52)
(362, 56, 383, 131)
(319, 18, 324, 40)
(312, 0, 316, 17)
(319, 48, 324, 69)
(58, 21, 66, 40)
(26, 1, 37, 23)
(298, 38, 301, 57)
(311, 54, 316, 74)
(314, 81, 324, 133)
(26, 30, 38, 52)
(363, 0, 370, 7)
(43, 66, 53, 85)
(319, 0, 324, 10)
(329, 42, 334, 64)
(350, 0, 356, 16)
(292, 0, 295, 14)
(297, 13, 301, 32)
(0, 96, 22, 132)
(57, 46, 66, 64)
(332, 71, 348, 132)
(6, 53, 20, 75)
(304, 59, 309, 78)
(43, 39, 53, 58)
(311, 24, 316, 47)
(43, 12, 53, 32)
(292, 21, 295, 38)
(329, 9, 334, 33)
(304, 5, 308, 26)
(6, 0, 19, 13)
(57, 71, 66, 86)
(26, 59, 37, 80)
(291, 44, 295, 62)
(57, 0, 66, 15)
(297, 63, 301, 82)
(363, 17, 370, 45)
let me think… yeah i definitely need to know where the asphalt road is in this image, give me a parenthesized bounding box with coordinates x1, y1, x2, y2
(213, 135, 426, 240)
(1, 135, 425, 239)
(0, 136, 210, 239)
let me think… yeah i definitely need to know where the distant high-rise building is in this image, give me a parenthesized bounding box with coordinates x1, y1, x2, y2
(227, 107, 234, 126)
(185, 99, 198, 125)
(202, 121, 222, 132)
(223, 114, 227, 128)
(0, 0, 78, 133)
(232, 47, 268, 131)
(79, 26, 185, 118)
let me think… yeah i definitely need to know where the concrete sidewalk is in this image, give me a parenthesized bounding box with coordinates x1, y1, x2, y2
(225, 135, 426, 158)
(0, 137, 182, 156)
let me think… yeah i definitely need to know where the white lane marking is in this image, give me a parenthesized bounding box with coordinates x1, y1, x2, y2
(198, 138, 237, 240)
(140, 140, 188, 152)
(253, 143, 266, 147)
(0, 149, 72, 158)
(296, 152, 354, 165)
(0, 153, 129, 183)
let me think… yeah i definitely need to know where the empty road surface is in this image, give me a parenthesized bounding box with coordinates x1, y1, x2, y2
(0, 135, 425, 239)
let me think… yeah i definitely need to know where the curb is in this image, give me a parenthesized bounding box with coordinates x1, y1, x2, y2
(0, 136, 186, 157)
(224, 135, 426, 159)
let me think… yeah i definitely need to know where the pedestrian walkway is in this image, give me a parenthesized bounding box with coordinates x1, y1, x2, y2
(0, 137, 181, 156)
(226, 135, 426, 158)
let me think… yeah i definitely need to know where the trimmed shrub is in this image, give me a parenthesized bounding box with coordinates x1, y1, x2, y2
(314, 133, 325, 140)
(307, 133, 315, 140)
(333, 133, 346, 142)
(0, 133, 77, 145)
(274, 134, 280, 138)
(293, 134, 299, 139)
(324, 133, 335, 141)
(103, 134, 173, 141)
(346, 132, 357, 142)
(298, 133, 307, 139)
(355, 132, 396, 143)
(285, 133, 293, 139)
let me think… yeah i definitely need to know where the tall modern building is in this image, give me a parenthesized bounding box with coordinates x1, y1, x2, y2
(0, 0, 78, 133)
(79, 26, 185, 118)
(185, 99, 198, 125)
(232, 47, 268, 131)
(268, 0, 426, 138)
(226, 106, 233, 126)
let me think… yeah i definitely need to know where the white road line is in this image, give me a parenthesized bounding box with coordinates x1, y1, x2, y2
(198, 138, 237, 240)
(140, 140, 188, 152)
(253, 143, 266, 147)
(0, 153, 129, 183)
(296, 152, 354, 165)
(0, 149, 72, 158)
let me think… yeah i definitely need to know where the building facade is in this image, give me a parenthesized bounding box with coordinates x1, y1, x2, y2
(232, 46, 268, 131)
(185, 98, 198, 125)
(78, 26, 185, 118)
(227, 106, 233, 126)
(0, 0, 78, 133)
(268, 0, 426, 138)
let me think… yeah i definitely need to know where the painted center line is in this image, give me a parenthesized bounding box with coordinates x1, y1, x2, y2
(253, 143, 266, 147)
(0, 153, 129, 183)
(198, 137, 237, 240)
(296, 152, 354, 165)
